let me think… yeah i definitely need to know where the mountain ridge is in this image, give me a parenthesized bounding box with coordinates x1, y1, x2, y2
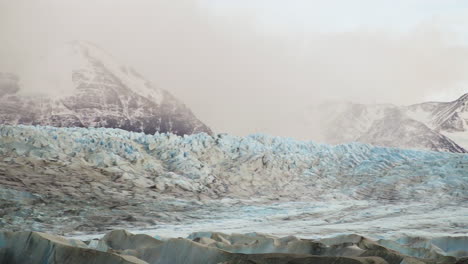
(0, 41, 212, 136)
(314, 93, 468, 153)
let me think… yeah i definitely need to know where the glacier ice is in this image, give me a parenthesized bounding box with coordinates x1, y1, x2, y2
(0, 125, 467, 241)
(0, 125, 466, 201)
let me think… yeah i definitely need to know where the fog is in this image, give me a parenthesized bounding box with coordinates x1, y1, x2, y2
(1, 0, 468, 137)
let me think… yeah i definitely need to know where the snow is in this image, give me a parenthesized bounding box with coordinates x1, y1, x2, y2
(18, 41, 163, 104)
(1, 125, 467, 244)
(71, 199, 468, 258)
(444, 131, 468, 150)
(404, 105, 435, 128)
(74, 41, 164, 104)
(1, 42, 212, 136)
(1, 125, 466, 200)
(308, 96, 468, 153)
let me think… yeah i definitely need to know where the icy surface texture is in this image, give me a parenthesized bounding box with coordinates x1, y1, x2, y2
(1, 125, 466, 201)
(1, 125, 467, 240)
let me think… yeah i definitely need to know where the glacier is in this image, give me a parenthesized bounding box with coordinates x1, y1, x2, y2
(1, 125, 466, 200)
(0, 125, 467, 243)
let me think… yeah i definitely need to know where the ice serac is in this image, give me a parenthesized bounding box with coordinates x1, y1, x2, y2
(314, 94, 468, 153)
(0, 231, 147, 264)
(0, 125, 467, 202)
(2, 229, 465, 264)
(0, 41, 212, 136)
(0, 125, 467, 241)
(89, 230, 435, 264)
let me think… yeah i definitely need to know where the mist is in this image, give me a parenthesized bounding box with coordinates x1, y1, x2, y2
(1, 0, 468, 138)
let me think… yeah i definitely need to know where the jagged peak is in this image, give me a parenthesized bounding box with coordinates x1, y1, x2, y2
(19, 40, 163, 103)
(455, 92, 468, 102)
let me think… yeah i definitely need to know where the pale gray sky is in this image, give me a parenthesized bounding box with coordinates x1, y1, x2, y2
(1, 0, 468, 137)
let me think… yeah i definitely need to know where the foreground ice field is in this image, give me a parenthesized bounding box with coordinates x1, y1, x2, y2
(0, 125, 467, 263)
(1, 229, 467, 264)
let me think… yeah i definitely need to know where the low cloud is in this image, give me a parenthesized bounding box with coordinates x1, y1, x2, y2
(1, 0, 467, 138)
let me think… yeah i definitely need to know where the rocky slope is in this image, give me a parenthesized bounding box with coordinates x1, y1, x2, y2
(0, 41, 211, 136)
(405, 93, 468, 150)
(357, 109, 466, 153)
(313, 93, 468, 153)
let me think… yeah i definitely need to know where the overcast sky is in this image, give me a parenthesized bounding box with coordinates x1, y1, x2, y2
(1, 0, 468, 137)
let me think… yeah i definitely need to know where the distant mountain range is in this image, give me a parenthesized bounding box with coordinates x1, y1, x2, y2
(0, 41, 212, 136)
(0, 41, 466, 153)
(313, 93, 468, 153)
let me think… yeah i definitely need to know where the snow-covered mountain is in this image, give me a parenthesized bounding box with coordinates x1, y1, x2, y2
(405, 93, 468, 150)
(0, 41, 212, 136)
(314, 94, 468, 153)
(406, 94, 468, 132)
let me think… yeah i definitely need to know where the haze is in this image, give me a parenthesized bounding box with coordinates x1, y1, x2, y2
(1, 0, 468, 138)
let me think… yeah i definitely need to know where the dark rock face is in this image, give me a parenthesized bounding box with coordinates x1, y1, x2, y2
(0, 90, 211, 136)
(0, 42, 211, 136)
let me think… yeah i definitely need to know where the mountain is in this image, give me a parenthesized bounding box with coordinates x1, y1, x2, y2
(316, 103, 394, 145)
(0, 41, 212, 136)
(357, 108, 466, 153)
(405, 93, 468, 150)
(313, 93, 468, 153)
(406, 93, 468, 132)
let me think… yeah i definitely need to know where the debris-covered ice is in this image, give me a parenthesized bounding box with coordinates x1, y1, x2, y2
(0, 125, 466, 244)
